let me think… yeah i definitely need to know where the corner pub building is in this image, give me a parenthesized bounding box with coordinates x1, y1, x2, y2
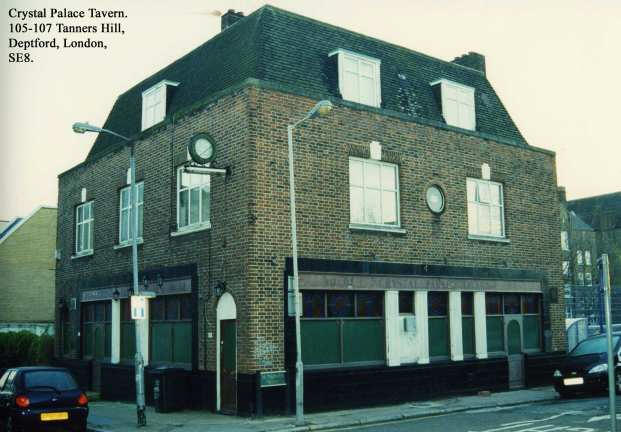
(55, 5, 566, 415)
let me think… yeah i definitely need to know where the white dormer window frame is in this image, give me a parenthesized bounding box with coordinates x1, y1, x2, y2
(329, 48, 381, 108)
(430, 78, 476, 131)
(141, 79, 180, 131)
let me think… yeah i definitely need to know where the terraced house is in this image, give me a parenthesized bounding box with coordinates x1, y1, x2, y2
(55, 5, 565, 415)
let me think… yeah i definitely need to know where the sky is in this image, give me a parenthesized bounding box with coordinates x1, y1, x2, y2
(1, 0, 620, 220)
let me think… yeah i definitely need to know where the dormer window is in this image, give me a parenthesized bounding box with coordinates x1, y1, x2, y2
(329, 49, 381, 108)
(141, 80, 179, 131)
(430, 79, 475, 131)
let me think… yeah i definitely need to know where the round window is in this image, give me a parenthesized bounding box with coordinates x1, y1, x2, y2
(426, 185, 445, 214)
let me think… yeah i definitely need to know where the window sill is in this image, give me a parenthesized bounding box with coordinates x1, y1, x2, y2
(71, 250, 93, 260)
(468, 234, 510, 244)
(171, 223, 211, 237)
(113, 239, 144, 250)
(349, 223, 406, 235)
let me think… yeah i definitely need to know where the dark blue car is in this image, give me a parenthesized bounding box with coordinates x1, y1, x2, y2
(0, 367, 88, 432)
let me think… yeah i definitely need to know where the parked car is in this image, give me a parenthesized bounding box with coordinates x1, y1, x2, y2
(0, 367, 88, 432)
(553, 333, 621, 398)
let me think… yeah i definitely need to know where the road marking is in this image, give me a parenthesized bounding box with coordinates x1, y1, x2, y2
(587, 414, 621, 422)
(468, 412, 583, 432)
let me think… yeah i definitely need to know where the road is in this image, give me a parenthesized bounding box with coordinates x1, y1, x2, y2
(330, 395, 619, 432)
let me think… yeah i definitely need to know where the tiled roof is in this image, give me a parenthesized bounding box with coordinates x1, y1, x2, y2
(569, 211, 593, 231)
(567, 192, 621, 231)
(87, 4, 527, 161)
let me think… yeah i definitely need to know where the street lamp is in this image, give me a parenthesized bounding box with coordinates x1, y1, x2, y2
(72, 122, 147, 427)
(287, 100, 333, 425)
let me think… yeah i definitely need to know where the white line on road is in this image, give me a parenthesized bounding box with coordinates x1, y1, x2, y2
(467, 412, 583, 432)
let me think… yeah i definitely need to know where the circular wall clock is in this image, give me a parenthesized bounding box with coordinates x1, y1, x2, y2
(426, 185, 445, 214)
(188, 133, 216, 164)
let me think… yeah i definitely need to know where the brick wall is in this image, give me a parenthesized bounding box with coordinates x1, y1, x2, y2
(0, 207, 56, 323)
(56, 82, 565, 374)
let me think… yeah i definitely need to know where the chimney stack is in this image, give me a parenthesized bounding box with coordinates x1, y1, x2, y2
(221, 9, 244, 31)
(452, 52, 486, 75)
(558, 186, 567, 203)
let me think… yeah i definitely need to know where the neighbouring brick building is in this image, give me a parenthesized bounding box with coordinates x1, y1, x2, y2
(558, 187, 600, 322)
(567, 191, 621, 321)
(56, 6, 565, 415)
(0, 206, 57, 335)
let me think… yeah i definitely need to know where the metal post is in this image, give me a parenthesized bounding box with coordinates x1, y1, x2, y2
(130, 144, 147, 427)
(287, 125, 304, 426)
(602, 254, 616, 432)
(600, 283, 605, 334)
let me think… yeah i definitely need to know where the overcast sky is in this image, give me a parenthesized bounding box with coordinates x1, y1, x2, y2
(1, 0, 619, 220)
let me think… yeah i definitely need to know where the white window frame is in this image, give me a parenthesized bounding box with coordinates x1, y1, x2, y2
(585, 272, 593, 286)
(576, 250, 583, 265)
(561, 231, 569, 251)
(118, 182, 144, 245)
(176, 166, 211, 232)
(585, 250, 591, 265)
(329, 48, 381, 108)
(348, 157, 400, 228)
(75, 201, 94, 255)
(562, 261, 570, 276)
(466, 178, 505, 239)
(430, 79, 475, 131)
(141, 80, 179, 131)
(577, 272, 584, 285)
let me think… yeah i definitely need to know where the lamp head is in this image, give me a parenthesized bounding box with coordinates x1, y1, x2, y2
(308, 100, 333, 119)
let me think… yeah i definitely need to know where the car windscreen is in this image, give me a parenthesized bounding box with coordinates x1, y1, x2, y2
(570, 336, 620, 357)
(23, 370, 78, 391)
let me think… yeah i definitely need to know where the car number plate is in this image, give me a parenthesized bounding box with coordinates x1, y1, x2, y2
(41, 412, 69, 421)
(563, 377, 584, 386)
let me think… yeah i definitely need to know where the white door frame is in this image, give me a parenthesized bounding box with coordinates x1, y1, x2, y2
(216, 292, 237, 411)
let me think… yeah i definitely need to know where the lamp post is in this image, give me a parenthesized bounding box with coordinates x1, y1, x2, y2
(287, 100, 333, 425)
(72, 122, 147, 427)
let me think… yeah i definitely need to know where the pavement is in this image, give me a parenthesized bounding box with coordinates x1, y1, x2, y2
(87, 386, 559, 432)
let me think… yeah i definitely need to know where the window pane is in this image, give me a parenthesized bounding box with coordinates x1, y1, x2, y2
(180, 171, 191, 189)
(360, 76, 375, 106)
(343, 71, 359, 101)
(461, 292, 473, 316)
(523, 315, 541, 350)
(166, 296, 180, 320)
(365, 163, 380, 189)
(77, 205, 83, 223)
(462, 317, 475, 355)
(77, 223, 83, 251)
(429, 317, 449, 357)
(490, 184, 501, 205)
(381, 165, 396, 190)
(356, 292, 383, 317)
(327, 292, 354, 317)
(84, 222, 91, 250)
(138, 205, 144, 238)
(503, 294, 521, 314)
(95, 303, 105, 322)
(350, 186, 364, 223)
(428, 291, 448, 317)
(359, 60, 374, 77)
(490, 206, 502, 236)
(466, 180, 476, 202)
(478, 182, 490, 203)
(398, 291, 414, 314)
(190, 188, 200, 224)
(522, 294, 540, 314)
(381, 191, 397, 225)
(444, 98, 458, 126)
(349, 160, 363, 186)
(120, 209, 129, 242)
(467, 202, 477, 234)
(138, 183, 144, 202)
(364, 189, 381, 224)
(478, 204, 490, 234)
(179, 190, 189, 227)
(121, 188, 129, 208)
(151, 297, 165, 321)
(201, 185, 210, 223)
(486, 293, 502, 315)
(180, 295, 192, 320)
(303, 291, 325, 318)
(342, 319, 384, 363)
(486, 316, 504, 352)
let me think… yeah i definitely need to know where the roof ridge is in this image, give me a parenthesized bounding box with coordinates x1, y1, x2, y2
(261, 4, 485, 76)
(568, 191, 621, 202)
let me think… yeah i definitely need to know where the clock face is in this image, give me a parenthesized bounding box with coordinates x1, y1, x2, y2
(426, 185, 445, 214)
(195, 138, 213, 160)
(188, 133, 216, 164)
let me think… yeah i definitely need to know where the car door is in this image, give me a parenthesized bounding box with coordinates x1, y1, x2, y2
(0, 370, 16, 420)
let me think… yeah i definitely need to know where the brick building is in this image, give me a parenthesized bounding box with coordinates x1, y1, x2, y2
(1, 206, 57, 335)
(567, 191, 621, 321)
(55, 6, 565, 414)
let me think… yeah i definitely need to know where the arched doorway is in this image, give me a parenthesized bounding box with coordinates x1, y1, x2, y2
(505, 317, 524, 388)
(216, 292, 237, 414)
